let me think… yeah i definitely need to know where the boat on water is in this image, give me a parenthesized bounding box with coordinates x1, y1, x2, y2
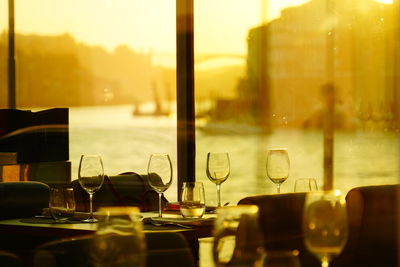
(197, 121, 263, 135)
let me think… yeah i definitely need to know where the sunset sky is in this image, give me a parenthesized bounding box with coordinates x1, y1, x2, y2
(10, 0, 308, 55)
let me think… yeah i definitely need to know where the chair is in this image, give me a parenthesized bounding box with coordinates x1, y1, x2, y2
(70, 172, 167, 212)
(0, 250, 23, 267)
(33, 232, 196, 267)
(0, 181, 50, 220)
(344, 184, 400, 267)
(238, 193, 320, 267)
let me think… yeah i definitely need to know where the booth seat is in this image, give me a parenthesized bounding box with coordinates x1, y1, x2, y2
(238, 184, 400, 267)
(70, 172, 167, 212)
(0, 181, 50, 220)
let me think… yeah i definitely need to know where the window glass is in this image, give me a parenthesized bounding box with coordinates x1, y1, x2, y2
(194, 0, 399, 206)
(7, 0, 178, 199)
(0, 0, 8, 107)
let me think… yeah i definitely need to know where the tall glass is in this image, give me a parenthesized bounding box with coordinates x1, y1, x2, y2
(303, 190, 348, 267)
(91, 207, 146, 267)
(213, 205, 264, 267)
(147, 154, 173, 218)
(206, 152, 230, 207)
(294, 178, 318, 192)
(78, 154, 105, 223)
(266, 149, 290, 193)
(49, 188, 76, 223)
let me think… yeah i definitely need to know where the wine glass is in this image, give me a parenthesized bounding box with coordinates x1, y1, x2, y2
(294, 178, 318, 192)
(266, 149, 290, 193)
(78, 154, 105, 223)
(213, 205, 264, 267)
(303, 190, 348, 267)
(147, 153, 173, 218)
(91, 207, 146, 267)
(206, 152, 230, 207)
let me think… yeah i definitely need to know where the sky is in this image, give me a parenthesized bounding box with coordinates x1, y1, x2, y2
(10, 0, 309, 55)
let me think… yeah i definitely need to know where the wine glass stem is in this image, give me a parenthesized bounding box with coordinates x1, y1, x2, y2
(216, 184, 221, 207)
(89, 193, 94, 219)
(158, 193, 162, 217)
(321, 256, 330, 267)
(276, 184, 281, 193)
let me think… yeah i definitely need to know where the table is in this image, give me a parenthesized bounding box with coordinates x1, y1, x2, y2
(0, 212, 215, 266)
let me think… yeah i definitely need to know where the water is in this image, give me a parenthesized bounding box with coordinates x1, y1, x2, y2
(69, 105, 399, 206)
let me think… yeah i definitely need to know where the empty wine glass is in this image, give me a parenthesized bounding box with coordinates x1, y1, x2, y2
(206, 152, 230, 208)
(303, 190, 348, 267)
(78, 154, 105, 223)
(147, 153, 173, 218)
(266, 149, 290, 193)
(294, 178, 318, 192)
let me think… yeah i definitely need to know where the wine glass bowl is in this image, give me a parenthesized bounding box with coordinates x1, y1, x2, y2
(294, 178, 318, 192)
(78, 154, 105, 223)
(266, 149, 290, 193)
(303, 190, 348, 267)
(206, 152, 230, 207)
(147, 153, 173, 218)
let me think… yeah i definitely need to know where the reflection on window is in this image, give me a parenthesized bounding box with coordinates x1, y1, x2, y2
(195, 0, 398, 206)
(2, 0, 178, 199)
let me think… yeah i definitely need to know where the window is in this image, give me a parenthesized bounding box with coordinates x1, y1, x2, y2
(194, 0, 399, 206)
(2, 0, 178, 200)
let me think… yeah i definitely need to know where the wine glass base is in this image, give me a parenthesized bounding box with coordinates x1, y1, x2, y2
(81, 218, 98, 223)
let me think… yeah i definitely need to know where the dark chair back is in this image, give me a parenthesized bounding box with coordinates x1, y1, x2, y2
(0, 181, 50, 219)
(238, 193, 320, 267)
(345, 184, 400, 267)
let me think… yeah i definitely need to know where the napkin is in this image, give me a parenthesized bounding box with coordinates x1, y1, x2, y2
(142, 216, 215, 227)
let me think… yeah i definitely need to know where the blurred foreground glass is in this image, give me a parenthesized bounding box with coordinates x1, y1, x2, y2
(303, 191, 348, 267)
(266, 149, 290, 193)
(49, 188, 75, 223)
(213, 205, 264, 267)
(91, 207, 146, 267)
(206, 152, 230, 207)
(78, 154, 105, 223)
(147, 154, 173, 218)
(294, 178, 318, 192)
(262, 250, 301, 267)
(180, 182, 206, 218)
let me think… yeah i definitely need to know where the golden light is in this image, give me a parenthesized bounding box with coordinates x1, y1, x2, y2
(374, 0, 393, 4)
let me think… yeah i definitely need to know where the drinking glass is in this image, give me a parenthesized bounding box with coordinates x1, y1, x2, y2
(213, 205, 264, 267)
(266, 149, 290, 193)
(147, 153, 173, 218)
(294, 178, 318, 192)
(49, 188, 75, 223)
(91, 207, 146, 267)
(78, 154, 105, 223)
(206, 152, 230, 207)
(303, 190, 348, 267)
(180, 182, 206, 218)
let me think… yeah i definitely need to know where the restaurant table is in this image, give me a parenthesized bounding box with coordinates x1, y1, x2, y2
(0, 211, 215, 266)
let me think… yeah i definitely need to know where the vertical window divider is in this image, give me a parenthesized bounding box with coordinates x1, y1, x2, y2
(176, 0, 195, 201)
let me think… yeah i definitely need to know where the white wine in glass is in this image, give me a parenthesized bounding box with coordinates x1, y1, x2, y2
(147, 154, 173, 218)
(303, 190, 348, 267)
(78, 154, 105, 223)
(206, 152, 230, 207)
(266, 149, 290, 193)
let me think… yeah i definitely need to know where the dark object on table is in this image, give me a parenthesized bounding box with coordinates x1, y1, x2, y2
(70, 172, 168, 212)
